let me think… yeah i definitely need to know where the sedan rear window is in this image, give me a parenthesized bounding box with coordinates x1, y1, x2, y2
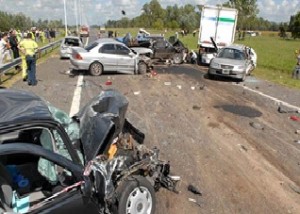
(64, 38, 80, 47)
(85, 42, 98, 51)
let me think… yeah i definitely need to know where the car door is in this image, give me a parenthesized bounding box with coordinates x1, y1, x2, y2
(98, 44, 118, 72)
(152, 38, 173, 59)
(115, 44, 135, 74)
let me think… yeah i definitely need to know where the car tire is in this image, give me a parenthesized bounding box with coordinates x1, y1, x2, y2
(207, 72, 214, 80)
(173, 53, 183, 64)
(112, 176, 156, 214)
(89, 62, 103, 76)
(138, 62, 147, 75)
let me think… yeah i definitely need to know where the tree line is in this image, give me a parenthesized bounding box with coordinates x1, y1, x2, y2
(105, 0, 300, 38)
(0, 11, 64, 32)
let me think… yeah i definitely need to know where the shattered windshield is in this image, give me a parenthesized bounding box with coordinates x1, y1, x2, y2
(218, 48, 246, 60)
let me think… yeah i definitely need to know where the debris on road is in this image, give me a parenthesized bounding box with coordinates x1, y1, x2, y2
(164, 82, 171, 86)
(192, 105, 201, 110)
(199, 85, 205, 90)
(239, 144, 248, 152)
(290, 115, 300, 121)
(147, 70, 158, 78)
(188, 184, 202, 195)
(105, 80, 112, 85)
(249, 121, 264, 130)
(188, 198, 201, 207)
(133, 91, 141, 95)
(295, 130, 300, 134)
(294, 140, 300, 144)
(177, 85, 182, 90)
(191, 86, 195, 90)
(277, 106, 299, 114)
(151, 70, 157, 76)
(289, 184, 300, 194)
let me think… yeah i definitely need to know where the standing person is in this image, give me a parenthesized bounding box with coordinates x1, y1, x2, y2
(9, 30, 21, 71)
(0, 32, 11, 66)
(18, 33, 39, 86)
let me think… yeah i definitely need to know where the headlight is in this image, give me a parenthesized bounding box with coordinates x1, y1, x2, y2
(237, 65, 245, 69)
(210, 61, 220, 68)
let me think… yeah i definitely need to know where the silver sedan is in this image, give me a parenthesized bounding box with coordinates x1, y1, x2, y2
(208, 44, 256, 81)
(70, 38, 152, 76)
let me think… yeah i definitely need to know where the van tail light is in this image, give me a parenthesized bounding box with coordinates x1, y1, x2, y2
(75, 53, 82, 60)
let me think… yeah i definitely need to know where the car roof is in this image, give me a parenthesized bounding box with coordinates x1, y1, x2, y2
(0, 89, 54, 128)
(224, 44, 246, 51)
(95, 38, 126, 45)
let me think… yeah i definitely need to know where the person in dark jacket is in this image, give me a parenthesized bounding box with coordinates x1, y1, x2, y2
(9, 30, 21, 71)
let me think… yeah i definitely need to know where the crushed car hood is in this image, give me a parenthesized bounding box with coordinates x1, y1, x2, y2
(75, 90, 129, 162)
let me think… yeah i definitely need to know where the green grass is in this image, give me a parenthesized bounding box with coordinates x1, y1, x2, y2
(238, 35, 300, 89)
(109, 28, 300, 89)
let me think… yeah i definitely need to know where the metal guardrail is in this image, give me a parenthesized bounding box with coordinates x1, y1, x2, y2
(0, 39, 62, 77)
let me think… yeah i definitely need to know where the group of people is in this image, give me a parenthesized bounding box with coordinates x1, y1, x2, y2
(0, 29, 39, 86)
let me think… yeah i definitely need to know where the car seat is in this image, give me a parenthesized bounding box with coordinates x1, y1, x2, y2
(0, 163, 13, 211)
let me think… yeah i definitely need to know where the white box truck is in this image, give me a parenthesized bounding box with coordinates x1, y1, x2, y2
(198, 6, 238, 64)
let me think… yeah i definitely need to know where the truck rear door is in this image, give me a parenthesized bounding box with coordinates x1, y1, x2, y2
(198, 7, 219, 47)
(215, 9, 238, 47)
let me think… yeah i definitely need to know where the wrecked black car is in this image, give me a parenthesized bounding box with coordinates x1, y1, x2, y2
(118, 33, 187, 64)
(0, 89, 179, 214)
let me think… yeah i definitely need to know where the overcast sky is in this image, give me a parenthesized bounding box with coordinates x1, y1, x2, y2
(0, 0, 299, 25)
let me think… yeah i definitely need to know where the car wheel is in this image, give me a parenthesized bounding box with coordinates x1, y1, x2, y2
(138, 62, 147, 75)
(89, 62, 103, 76)
(207, 72, 214, 80)
(173, 53, 183, 64)
(113, 176, 156, 214)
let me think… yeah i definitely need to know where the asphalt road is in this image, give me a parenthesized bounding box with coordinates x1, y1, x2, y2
(9, 31, 300, 214)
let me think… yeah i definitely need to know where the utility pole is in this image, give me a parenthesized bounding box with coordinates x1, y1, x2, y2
(74, 0, 79, 33)
(63, 0, 68, 36)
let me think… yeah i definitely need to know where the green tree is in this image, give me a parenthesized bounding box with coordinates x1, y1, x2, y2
(289, 11, 300, 39)
(223, 0, 259, 30)
(278, 23, 287, 38)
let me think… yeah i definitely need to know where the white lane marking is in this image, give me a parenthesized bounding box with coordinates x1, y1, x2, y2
(240, 85, 300, 112)
(69, 75, 84, 116)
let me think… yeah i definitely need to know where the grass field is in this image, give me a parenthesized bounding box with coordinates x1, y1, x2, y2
(109, 28, 300, 89)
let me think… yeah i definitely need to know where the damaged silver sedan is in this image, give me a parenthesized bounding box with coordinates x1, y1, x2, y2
(0, 89, 179, 214)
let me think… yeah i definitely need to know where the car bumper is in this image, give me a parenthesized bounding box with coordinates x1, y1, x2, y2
(200, 56, 212, 64)
(208, 68, 245, 79)
(60, 50, 72, 58)
(70, 58, 90, 70)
